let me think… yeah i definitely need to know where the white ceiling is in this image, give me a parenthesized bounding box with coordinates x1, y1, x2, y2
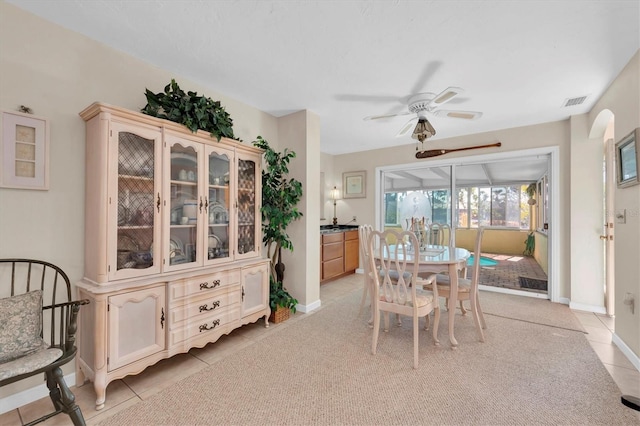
(7, 0, 640, 158)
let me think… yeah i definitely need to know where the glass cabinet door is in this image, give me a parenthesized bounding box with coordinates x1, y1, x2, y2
(167, 139, 201, 269)
(236, 153, 260, 258)
(205, 147, 232, 263)
(112, 123, 162, 280)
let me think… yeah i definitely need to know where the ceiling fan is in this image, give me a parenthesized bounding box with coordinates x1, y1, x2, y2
(363, 87, 483, 141)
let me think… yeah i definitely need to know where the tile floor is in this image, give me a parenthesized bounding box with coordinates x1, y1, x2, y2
(1, 273, 638, 425)
(475, 252, 548, 294)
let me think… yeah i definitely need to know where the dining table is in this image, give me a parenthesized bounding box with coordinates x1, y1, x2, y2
(374, 244, 471, 348)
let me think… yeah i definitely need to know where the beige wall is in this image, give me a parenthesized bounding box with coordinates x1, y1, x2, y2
(589, 51, 640, 360)
(0, 2, 280, 399)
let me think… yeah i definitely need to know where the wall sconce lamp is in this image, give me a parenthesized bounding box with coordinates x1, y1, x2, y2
(330, 186, 340, 225)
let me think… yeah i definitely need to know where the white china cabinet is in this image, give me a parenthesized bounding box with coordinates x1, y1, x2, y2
(76, 103, 270, 410)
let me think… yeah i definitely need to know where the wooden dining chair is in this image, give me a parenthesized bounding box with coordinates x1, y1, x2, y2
(358, 225, 402, 328)
(357, 224, 374, 317)
(367, 229, 440, 368)
(420, 227, 487, 342)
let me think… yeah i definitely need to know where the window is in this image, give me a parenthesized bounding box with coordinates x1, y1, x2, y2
(384, 184, 533, 230)
(458, 184, 531, 229)
(384, 192, 399, 225)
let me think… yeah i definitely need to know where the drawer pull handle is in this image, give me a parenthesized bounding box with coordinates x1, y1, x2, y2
(199, 319, 220, 332)
(199, 280, 221, 290)
(199, 300, 220, 312)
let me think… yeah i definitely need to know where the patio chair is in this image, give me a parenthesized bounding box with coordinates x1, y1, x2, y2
(420, 227, 487, 342)
(367, 229, 440, 368)
(0, 259, 89, 425)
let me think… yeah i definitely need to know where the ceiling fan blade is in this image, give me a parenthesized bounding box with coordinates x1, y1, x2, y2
(432, 86, 464, 105)
(395, 117, 418, 137)
(363, 110, 412, 121)
(433, 109, 483, 120)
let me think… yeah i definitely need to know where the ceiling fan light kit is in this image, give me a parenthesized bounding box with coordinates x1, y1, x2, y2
(362, 86, 484, 141)
(411, 117, 436, 142)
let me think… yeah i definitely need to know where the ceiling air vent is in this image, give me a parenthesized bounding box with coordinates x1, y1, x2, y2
(563, 96, 588, 107)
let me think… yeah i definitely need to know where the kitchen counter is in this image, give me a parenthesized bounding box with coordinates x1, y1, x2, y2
(319, 224, 359, 234)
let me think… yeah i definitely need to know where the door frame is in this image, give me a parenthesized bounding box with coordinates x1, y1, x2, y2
(375, 146, 560, 303)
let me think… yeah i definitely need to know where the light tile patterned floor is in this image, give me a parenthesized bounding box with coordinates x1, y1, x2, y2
(1, 273, 637, 425)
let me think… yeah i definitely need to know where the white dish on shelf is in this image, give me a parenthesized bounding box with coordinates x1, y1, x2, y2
(169, 236, 183, 258)
(208, 234, 221, 249)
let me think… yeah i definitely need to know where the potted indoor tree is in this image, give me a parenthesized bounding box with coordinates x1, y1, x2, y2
(253, 136, 303, 323)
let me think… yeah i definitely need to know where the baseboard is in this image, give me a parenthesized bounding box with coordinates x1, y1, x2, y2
(569, 301, 607, 314)
(612, 333, 640, 371)
(0, 373, 76, 414)
(296, 298, 321, 314)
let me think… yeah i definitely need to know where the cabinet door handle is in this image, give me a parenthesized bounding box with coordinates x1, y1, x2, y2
(156, 193, 161, 213)
(204, 197, 209, 211)
(199, 279, 221, 290)
(160, 307, 165, 329)
(199, 319, 220, 332)
(199, 196, 204, 213)
(199, 300, 220, 312)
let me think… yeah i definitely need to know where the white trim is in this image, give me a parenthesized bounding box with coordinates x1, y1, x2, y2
(559, 297, 570, 305)
(376, 146, 561, 304)
(296, 298, 321, 313)
(612, 333, 640, 371)
(0, 373, 76, 414)
(569, 301, 607, 314)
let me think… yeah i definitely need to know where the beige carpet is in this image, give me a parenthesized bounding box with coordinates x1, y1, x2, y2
(100, 289, 636, 425)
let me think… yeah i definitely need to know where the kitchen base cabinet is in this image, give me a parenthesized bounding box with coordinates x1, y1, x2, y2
(320, 229, 359, 283)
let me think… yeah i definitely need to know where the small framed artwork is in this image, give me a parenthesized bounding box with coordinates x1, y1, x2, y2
(1, 110, 49, 190)
(343, 170, 366, 199)
(615, 128, 640, 188)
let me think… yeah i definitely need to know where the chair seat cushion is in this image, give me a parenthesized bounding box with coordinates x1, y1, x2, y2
(0, 290, 43, 363)
(423, 275, 471, 292)
(0, 342, 62, 381)
(380, 291, 433, 307)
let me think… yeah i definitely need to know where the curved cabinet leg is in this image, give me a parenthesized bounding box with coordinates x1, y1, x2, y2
(93, 373, 107, 410)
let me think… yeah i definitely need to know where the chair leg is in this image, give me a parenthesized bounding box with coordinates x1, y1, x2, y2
(459, 300, 467, 315)
(371, 309, 380, 355)
(469, 292, 485, 343)
(48, 367, 86, 426)
(477, 294, 487, 329)
(432, 307, 441, 346)
(413, 316, 419, 369)
(358, 277, 369, 317)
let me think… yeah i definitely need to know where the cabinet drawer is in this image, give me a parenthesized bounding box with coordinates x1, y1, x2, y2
(322, 257, 344, 280)
(169, 269, 240, 301)
(169, 287, 241, 326)
(322, 233, 343, 244)
(344, 230, 359, 241)
(169, 305, 241, 346)
(322, 242, 343, 261)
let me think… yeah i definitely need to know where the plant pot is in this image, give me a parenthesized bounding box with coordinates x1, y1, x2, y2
(527, 198, 537, 205)
(269, 306, 291, 324)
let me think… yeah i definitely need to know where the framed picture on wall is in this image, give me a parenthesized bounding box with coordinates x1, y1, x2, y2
(343, 170, 366, 199)
(615, 128, 640, 188)
(1, 110, 49, 190)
